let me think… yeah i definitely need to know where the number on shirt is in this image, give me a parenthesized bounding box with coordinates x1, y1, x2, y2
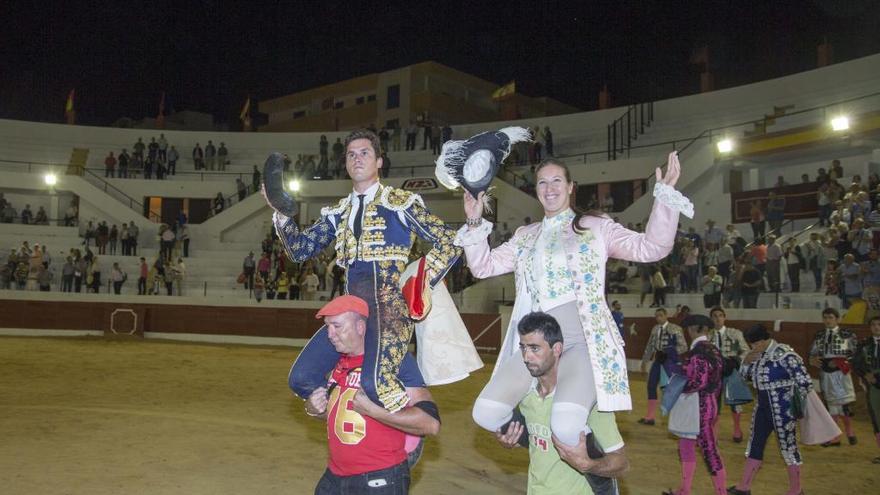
(328, 387, 367, 445)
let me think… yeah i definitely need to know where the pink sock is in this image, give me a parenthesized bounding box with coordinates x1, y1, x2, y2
(732, 412, 743, 437)
(711, 467, 727, 494)
(786, 465, 802, 494)
(842, 415, 854, 437)
(646, 399, 658, 420)
(736, 458, 762, 490)
(678, 439, 697, 495)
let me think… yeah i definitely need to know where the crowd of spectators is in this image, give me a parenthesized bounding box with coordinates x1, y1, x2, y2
(240, 229, 346, 303)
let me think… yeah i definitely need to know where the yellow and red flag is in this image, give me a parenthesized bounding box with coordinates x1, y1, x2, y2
(492, 81, 515, 100)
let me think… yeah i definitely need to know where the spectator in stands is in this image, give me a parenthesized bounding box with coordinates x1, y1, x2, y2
(37, 263, 52, 291)
(783, 239, 804, 292)
(441, 123, 453, 146)
(203, 140, 215, 170)
(34, 206, 49, 225)
(703, 242, 719, 279)
(96, 221, 109, 255)
(0, 193, 6, 211)
(766, 192, 786, 234)
(381, 151, 391, 178)
(73, 254, 86, 292)
(236, 178, 247, 202)
(192, 143, 204, 170)
(104, 152, 117, 178)
(253, 273, 265, 302)
(157, 133, 167, 162)
(602, 194, 614, 213)
(701, 265, 723, 308)
(765, 235, 783, 292)
(377, 128, 389, 153)
(60, 256, 74, 292)
(829, 200, 852, 227)
(405, 122, 418, 151)
(818, 178, 833, 226)
(704, 219, 724, 248)
(774, 176, 788, 187)
(257, 252, 271, 283)
(160, 225, 175, 260)
(166, 145, 178, 175)
(87, 256, 101, 293)
(252, 165, 261, 195)
(213, 193, 225, 215)
(155, 155, 167, 180)
(717, 239, 734, 284)
(115, 149, 129, 179)
(109, 224, 118, 255)
(147, 137, 159, 166)
(543, 126, 554, 156)
(650, 265, 667, 307)
(849, 217, 873, 261)
(133, 137, 145, 159)
(314, 255, 327, 291)
(1, 201, 15, 224)
(134, 257, 145, 295)
(802, 232, 825, 291)
(330, 264, 345, 298)
(839, 253, 862, 308)
(861, 249, 880, 291)
(801, 173, 810, 183)
(682, 238, 700, 293)
(830, 159, 844, 179)
(610, 300, 625, 339)
(110, 262, 125, 294)
(178, 223, 190, 258)
(20, 204, 33, 225)
(431, 124, 441, 155)
(331, 138, 345, 176)
(275, 271, 289, 300)
(749, 200, 766, 239)
(816, 167, 828, 183)
(854, 191, 872, 221)
(242, 252, 256, 290)
(301, 267, 319, 300)
(143, 150, 154, 179)
(218, 142, 228, 171)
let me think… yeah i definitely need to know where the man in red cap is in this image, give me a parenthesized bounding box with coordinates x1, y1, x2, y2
(302, 295, 441, 494)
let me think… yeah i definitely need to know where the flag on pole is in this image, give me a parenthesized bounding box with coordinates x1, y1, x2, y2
(156, 92, 166, 129)
(64, 89, 76, 125)
(492, 81, 515, 100)
(240, 96, 252, 131)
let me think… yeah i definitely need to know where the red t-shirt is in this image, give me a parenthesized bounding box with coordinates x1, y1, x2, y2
(326, 354, 406, 476)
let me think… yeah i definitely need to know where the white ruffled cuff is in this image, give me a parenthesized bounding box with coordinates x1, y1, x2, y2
(653, 183, 694, 219)
(453, 221, 493, 247)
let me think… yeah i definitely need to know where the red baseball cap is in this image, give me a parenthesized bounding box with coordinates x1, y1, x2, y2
(315, 295, 369, 319)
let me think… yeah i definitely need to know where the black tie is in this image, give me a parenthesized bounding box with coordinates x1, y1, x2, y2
(353, 194, 366, 239)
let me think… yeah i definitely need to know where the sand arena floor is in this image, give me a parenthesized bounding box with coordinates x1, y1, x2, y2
(1, 336, 878, 494)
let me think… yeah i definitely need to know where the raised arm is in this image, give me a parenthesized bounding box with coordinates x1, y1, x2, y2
(273, 212, 337, 263)
(602, 152, 694, 263)
(454, 191, 518, 279)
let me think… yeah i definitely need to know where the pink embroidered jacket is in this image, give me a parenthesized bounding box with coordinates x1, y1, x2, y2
(460, 198, 681, 411)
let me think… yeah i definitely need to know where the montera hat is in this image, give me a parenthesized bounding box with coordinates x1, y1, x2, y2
(434, 127, 531, 197)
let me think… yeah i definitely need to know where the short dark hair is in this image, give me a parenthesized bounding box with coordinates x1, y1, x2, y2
(655, 307, 667, 315)
(869, 316, 880, 325)
(681, 314, 713, 332)
(344, 129, 381, 155)
(517, 312, 563, 348)
(822, 307, 840, 318)
(709, 306, 725, 317)
(744, 324, 770, 343)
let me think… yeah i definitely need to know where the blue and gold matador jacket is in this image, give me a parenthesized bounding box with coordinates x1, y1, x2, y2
(273, 183, 460, 286)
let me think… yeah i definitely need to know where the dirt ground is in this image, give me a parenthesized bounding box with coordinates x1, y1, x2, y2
(0, 336, 878, 494)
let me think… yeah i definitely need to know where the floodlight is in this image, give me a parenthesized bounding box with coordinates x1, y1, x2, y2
(288, 179, 301, 192)
(44, 174, 57, 186)
(717, 139, 734, 153)
(831, 116, 849, 131)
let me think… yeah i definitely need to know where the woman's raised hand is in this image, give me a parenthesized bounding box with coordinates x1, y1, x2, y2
(463, 191, 485, 222)
(656, 151, 681, 187)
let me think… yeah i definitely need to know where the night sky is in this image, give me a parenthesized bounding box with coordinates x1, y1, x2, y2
(2, 0, 879, 127)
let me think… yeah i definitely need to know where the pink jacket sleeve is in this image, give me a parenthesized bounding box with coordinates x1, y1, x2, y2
(600, 200, 678, 263)
(462, 228, 520, 279)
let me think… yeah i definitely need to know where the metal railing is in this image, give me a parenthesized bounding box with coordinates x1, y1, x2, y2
(607, 102, 654, 160)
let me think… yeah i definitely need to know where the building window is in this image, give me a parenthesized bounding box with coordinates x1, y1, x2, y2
(356, 96, 365, 105)
(386, 85, 400, 109)
(334, 101, 344, 109)
(293, 110, 306, 119)
(367, 94, 376, 102)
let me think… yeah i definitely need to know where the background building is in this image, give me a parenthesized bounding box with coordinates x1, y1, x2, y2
(258, 61, 580, 132)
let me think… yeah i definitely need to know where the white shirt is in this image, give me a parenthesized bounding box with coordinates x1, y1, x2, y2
(690, 334, 708, 350)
